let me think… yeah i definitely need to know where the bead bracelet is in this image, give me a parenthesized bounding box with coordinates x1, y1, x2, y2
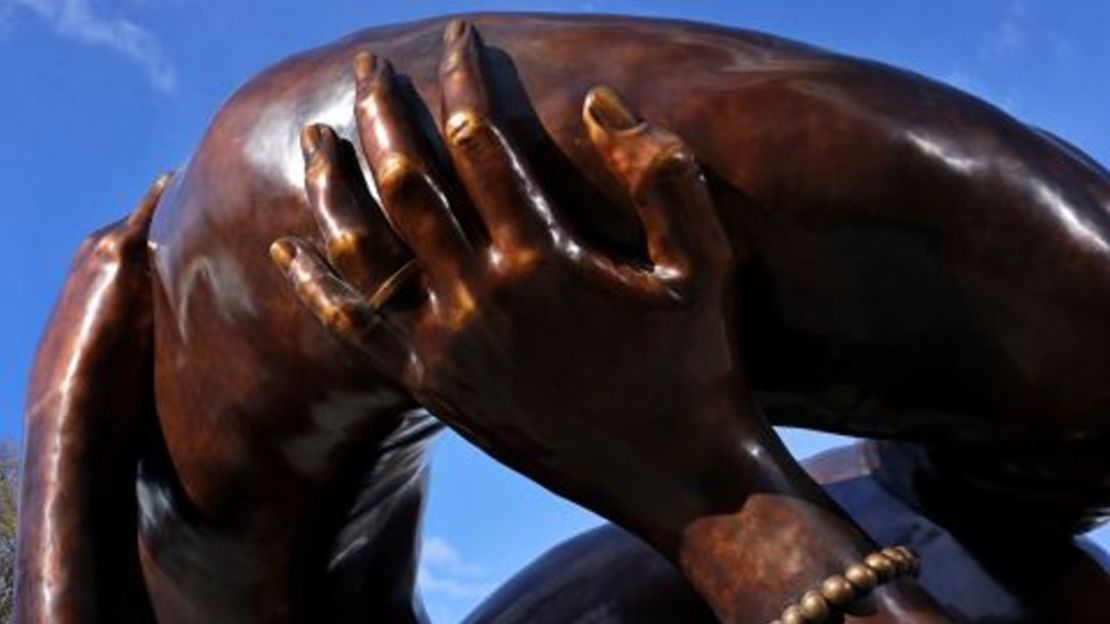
(769, 546, 920, 624)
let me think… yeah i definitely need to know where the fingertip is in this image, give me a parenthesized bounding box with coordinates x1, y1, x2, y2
(440, 19, 482, 80)
(584, 86, 640, 133)
(376, 152, 423, 195)
(355, 51, 397, 92)
(317, 124, 339, 149)
(353, 51, 377, 82)
(303, 123, 342, 167)
(355, 58, 398, 127)
(269, 238, 298, 272)
(300, 123, 323, 157)
(127, 172, 173, 228)
(154, 171, 174, 191)
(439, 20, 491, 121)
(144, 171, 173, 205)
(582, 88, 693, 198)
(443, 18, 470, 45)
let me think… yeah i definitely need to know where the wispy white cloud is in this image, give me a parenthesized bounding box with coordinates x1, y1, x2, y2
(419, 569, 496, 600)
(988, 0, 1028, 54)
(939, 0, 1042, 115)
(422, 536, 486, 576)
(3, 0, 177, 93)
(418, 536, 496, 600)
(982, 0, 1071, 63)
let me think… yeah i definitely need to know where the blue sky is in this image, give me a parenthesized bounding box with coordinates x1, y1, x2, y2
(2, 1, 1108, 621)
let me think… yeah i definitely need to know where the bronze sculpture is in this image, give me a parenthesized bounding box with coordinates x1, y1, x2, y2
(17, 13, 1108, 623)
(465, 441, 1110, 623)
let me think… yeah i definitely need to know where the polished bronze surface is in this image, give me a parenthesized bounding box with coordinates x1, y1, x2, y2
(769, 546, 921, 624)
(273, 21, 947, 622)
(16, 11, 1110, 623)
(18, 176, 169, 623)
(464, 443, 1110, 624)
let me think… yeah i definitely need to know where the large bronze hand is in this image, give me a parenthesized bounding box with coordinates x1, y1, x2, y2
(272, 21, 952, 623)
(273, 18, 740, 549)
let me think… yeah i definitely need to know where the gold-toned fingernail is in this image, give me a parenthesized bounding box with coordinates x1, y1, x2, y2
(446, 109, 483, 147)
(444, 18, 468, 44)
(353, 51, 377, 81)
(269, 240, 296, 271)
(301, 124, 322, 155)
(586, 86, 639, 131)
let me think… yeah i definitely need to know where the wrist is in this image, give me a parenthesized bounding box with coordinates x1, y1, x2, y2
(621, 386, 885, 621)
(676, 490, 877, 622)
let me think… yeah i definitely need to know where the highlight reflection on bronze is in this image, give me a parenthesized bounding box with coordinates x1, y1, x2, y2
(464, 442, 1110, 624)
(18, 175, 169, 623)
(273, 21, 950, 622)
(17, 12, 1109, 623)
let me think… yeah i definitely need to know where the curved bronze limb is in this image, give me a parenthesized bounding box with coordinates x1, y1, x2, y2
(17, 175, 170, 623)
(464, 443, 1110, 623)
(272, 23, 954, 623)
(18, 11, 1106, 622)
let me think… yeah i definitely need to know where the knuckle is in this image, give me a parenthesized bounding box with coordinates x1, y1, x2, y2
(93, 235, 122, 258)
(87, 230, 127, 260)
(290, 259, 321, 288)
(445, 109, 490, 149)
(601, 125, 696, 197)
(488, 243, 545, 280)
(443, 283, 480, 329)
(377, 153, 427, 198)
(327, 230, 366, 260)
(85, 227, 145, 267)
(632, 146, 700, 203)
(311, 290, 373, 338)
(321, 301, 358, 335)
(647, 142, 697, 181)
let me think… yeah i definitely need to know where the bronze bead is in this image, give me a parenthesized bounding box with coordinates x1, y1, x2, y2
(846, 563, 878, 591)
(821, 575, 856, 607)
(781, 605, 807, 624)
(800, 590, 831, 621)
(864, 552, 896, 580)
(896, 546, 920, 574)
(880, 547, 909, 573)
(897, 546, 920, 573)
(883, 546, 910, 572)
